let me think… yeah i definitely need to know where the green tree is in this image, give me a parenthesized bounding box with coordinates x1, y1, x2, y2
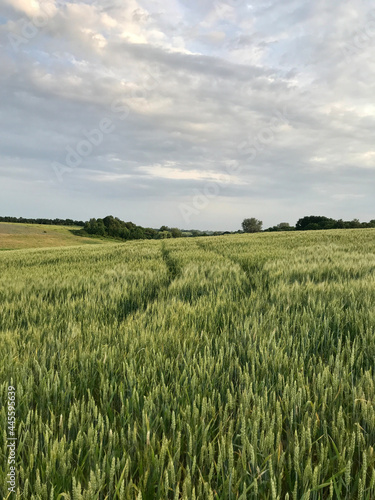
(242, 218, 263, 233)
(144, 228, 158, 239)
(170, 228, 183, 238)
(157, 231, 172, 239)
(129, 227, 145, 240)
(349, 218, 361, 228)
(296, 216, 334, 230)
(119, 227, 130, 240)
(85, 218, 106, 236)
(277, 222, 291, 230)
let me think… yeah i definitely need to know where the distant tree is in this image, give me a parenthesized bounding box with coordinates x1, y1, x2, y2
(170, 228, 183, 238)
(144, 228, 158, 239)
(102, 215, 115, 230)
(349, 218, 361, 228)
(0, 216, 85, 226)
(102, 216, 123, 237)
(85, 218, 101, 235)
(157, 231, 172, 239)
(304, 223, 320, 230)
(83, 216, 181, 241)
(124, 221, 137, 231)
(119, 227, 130, 239)
(95, 219, 106, 236)
(296, 216, 335, 231)
(242, 218, 262, 233)
(159, 225, 169, 232)
(265, 222, 295, 232)
(335, 219, 345, 229)
(277, 222, 291, 230)
(129, 227, 145, 240)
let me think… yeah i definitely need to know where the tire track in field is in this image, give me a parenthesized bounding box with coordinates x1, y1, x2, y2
(161, 242, 182, 282)
(194, 239, 268, 295)
(118, 242, 182, 322)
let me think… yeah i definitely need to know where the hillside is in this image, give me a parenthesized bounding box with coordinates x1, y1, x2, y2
(0, 222, 105, 250)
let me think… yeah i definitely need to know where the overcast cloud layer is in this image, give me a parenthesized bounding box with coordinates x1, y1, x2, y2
(0, 0, 374, 230)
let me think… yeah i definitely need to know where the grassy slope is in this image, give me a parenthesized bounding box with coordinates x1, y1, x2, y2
(0, 222, 105, 250)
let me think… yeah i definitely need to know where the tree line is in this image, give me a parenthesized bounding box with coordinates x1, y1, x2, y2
(0, 214, 237, 239)
(84, 217, 246, 240)
(0, 216, 85, 226)
(84, 216, 185, 240)
(2, 214, 374, 240)
(242, 216, 375, 233)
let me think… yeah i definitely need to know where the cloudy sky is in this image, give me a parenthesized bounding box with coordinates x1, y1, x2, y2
(0, 0, 374, 230)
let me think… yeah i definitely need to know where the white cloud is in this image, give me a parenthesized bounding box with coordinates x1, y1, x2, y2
(0, 0, 374, 230)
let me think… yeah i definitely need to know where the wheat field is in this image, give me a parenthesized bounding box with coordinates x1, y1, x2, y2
(1, 230, 375, 499)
